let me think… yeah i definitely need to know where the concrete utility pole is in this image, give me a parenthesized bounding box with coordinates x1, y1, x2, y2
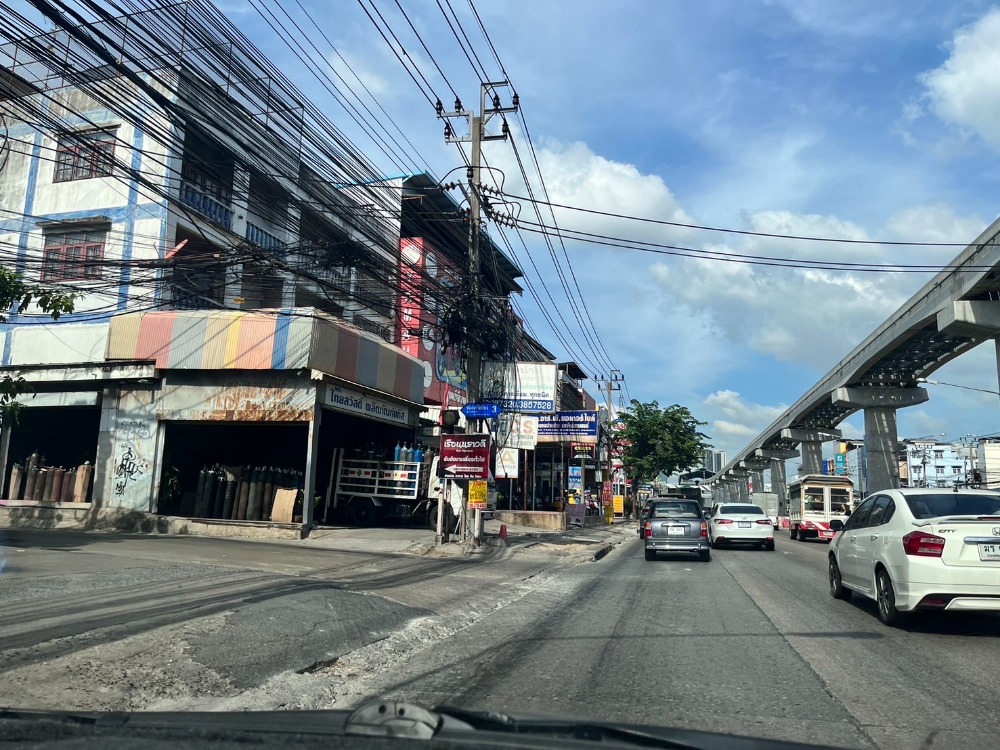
(596, 370, 623, 518)
(437, 83, 519, 404)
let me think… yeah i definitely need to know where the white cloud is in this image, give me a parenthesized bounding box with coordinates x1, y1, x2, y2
(921, 8, 1000, 150)
(702, 390, 788, 455)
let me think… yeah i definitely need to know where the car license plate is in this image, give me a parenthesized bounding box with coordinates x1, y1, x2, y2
(978, 543, 1000, 561)
(738, 522, 751, 528)
(667, 525, 684, 536)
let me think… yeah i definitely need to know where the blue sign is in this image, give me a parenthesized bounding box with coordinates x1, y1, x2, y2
(834, 453, 847, 476)
(537, 411, 599, 444)
(462, 402, 503, 420)
(493, 397, 555, 413)
(568, 465, 583, 491)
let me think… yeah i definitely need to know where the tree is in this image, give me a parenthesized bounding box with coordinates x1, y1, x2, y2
(0, 267, 76, 419)
(618, 400, 710, 504)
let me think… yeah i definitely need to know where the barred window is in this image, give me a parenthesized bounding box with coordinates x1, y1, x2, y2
(42, 229, 106, 281)
(53, 130, 116, 182)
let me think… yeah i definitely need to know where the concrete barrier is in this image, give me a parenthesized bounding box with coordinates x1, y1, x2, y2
(495, 510, 567, 531)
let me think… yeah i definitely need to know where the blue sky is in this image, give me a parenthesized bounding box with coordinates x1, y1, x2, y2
(16, 0, 1000, 458)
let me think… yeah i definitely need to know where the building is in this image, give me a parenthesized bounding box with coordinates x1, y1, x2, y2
(900, 438, 975, 488)
(0, 2, 527, 530)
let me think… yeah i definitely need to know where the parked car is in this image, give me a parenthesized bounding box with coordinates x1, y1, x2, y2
(644, 499, 710, 562)
(828, 488, 1000, 626)
(708, 503, 775, 551)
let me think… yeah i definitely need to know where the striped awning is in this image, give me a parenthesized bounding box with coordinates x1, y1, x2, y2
(106, 308, 425, 404)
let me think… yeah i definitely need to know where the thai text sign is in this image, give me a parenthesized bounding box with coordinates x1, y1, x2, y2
(327, 384, 412, 426)
(469, 480, 489, 510)
(481, 362, 557, 413)
(440, 434, 491, 479)
(537, 410, 599, 444)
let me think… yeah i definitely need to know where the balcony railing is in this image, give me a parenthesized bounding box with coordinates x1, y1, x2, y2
(245, 221, 283, 251)
(180, 181, 233, 230)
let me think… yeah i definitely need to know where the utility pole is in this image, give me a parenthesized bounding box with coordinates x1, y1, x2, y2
(595, 370, 623, 521)
(436, 82, 519, 404)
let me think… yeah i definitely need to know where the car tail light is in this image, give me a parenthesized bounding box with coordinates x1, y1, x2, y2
(644, 521, 651, 537)
(755, 519, 772, 525)
(902, 531, 945, 558)
(715, 518, 733, 525)
(700, 522, 708, 538)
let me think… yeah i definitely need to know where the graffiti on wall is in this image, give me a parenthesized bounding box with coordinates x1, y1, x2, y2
(114, 444, 149, 496)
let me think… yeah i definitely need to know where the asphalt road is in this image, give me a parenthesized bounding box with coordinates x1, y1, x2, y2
(357, 532, 1000, 750)
(6, 526, 1000, 749)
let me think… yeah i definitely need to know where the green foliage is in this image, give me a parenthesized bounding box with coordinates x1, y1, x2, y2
(618, 400, 711, 488)
(0, 267, 77, 420)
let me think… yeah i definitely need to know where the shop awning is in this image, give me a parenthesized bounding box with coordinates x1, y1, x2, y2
(106, 308, 425, 404)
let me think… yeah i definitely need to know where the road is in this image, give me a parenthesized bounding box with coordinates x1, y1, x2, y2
(350, 532, 1000, 750)
(3, 527, 1000, 749)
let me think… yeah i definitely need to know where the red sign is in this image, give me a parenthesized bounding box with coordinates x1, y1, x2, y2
(602, 480, 613, 507)
(440, 434, 491, 479)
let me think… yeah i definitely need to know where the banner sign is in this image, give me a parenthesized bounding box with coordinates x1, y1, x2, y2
(327, 384, 412, 426)
(440, 434, 491, 479)
(568, 465, 583, 491)
(496, 447, 519, 479)
(537, 411, 599, 444)
(469, 480, 489, 510)
(496, 414, 539, 450)
(481, 361, 557, 413)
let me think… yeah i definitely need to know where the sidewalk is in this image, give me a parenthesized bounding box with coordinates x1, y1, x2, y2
(300, 517, 637, 561)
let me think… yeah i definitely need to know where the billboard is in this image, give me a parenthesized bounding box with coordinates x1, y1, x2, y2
(480, 361, 558, 413)
(398, 237, 467, 408)
(537, 410, 600, 444)
(440, 434, 491, 479)
(496, 413, 539, 450)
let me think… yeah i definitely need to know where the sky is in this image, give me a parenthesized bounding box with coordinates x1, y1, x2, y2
(15, 0, 1000, 460)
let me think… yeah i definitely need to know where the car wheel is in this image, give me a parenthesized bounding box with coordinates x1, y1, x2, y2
(699, 549, 711, 562)
(644, 549, 656, 561)
(828, 557, 851, 600)
(875, 568, 905, 626)
(789, 527, 798, 541)
(764, 540, 775, 551)
(797, 529, 808, 542)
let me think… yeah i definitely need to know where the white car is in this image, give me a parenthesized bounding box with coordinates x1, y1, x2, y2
(828, 488, 1000, 626)
(708, 503, 775, 550)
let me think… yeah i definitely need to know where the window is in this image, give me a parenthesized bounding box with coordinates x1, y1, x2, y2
(41, 229, 106, 281)
(866, 496, 893, 527)
(719, 505, 765, 515)
(842, 497, 876, 531)
(804, 489, 824, 512)
(650, 501, 701, 518)
(934, 450, 944, 459)
(936, 466, 944, 475)
(905, 493, 1000, 519)
(54, 129, 115, 182)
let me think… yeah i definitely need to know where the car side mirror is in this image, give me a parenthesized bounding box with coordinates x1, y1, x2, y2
(829, 519, 844, 532)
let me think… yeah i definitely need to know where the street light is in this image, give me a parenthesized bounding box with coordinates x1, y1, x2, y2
(916, 378, 1000, 397)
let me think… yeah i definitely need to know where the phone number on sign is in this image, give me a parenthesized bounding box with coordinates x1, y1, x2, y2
(496, 399, 554, 412)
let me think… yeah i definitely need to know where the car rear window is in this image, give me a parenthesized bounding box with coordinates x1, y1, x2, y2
(905, 493, 1000, 519)
(651, 501, 702, 518)
(720, 504, 764, 515)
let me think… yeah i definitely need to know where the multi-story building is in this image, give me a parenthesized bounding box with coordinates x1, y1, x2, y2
(901, 439, 975, 488)
(0, 2, 526, 530)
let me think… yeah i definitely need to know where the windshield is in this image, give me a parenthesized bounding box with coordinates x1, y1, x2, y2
(719, 504, 764, 515)
(905, 493, 1000, 519)
(4, 2, 999, 749)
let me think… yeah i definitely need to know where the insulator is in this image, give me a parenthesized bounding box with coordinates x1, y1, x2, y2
(435, 99, 443, 115)
(501, 120, 509, 136)
(455, 97, 462, 111)
(492, 93, 501, 109)
(512, 92, 519, 108)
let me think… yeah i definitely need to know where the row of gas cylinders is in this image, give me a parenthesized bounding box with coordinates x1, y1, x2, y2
(9, 457, 94, 503)
(194, 465, 304, 521)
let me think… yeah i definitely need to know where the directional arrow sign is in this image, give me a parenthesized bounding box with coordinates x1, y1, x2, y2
(461, 402, 503, 420)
